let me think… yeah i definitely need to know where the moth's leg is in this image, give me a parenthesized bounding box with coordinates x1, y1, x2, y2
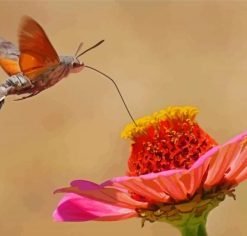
(14, 91, 41, 101)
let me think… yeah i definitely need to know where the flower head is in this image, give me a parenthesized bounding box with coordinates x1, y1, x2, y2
(122, 106, 217, 176)
(53, 106, 247, 235)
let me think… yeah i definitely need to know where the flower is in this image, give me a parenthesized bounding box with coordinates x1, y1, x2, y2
(53, 106, 247, 236)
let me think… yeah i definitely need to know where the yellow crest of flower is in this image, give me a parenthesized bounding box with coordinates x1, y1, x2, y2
(121, 106, 199, 139)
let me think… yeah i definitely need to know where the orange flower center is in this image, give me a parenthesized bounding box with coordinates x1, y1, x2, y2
(122, 106, 217, 176)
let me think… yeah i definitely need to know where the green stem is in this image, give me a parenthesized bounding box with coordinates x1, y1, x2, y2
(156, 194, 223, 236)
(198, 223, 207, 236)
(179, 222, 207, 236)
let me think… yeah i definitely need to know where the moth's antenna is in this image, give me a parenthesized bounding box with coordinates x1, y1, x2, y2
(85, 65, 137, 126)
(76, 40, 105, 59)
(75, 42, 83, 57)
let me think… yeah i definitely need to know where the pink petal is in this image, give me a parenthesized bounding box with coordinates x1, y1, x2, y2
(234, 165, 247, 183)
(224, 135, 247, 184)
(66, 180, 148, 209)
(54, 180, 148, 219)
(155, 172, 188, 201)
(104, 169, 183, 202)
(53, 193, 137, 222)
(180, 147, 216, 196)
(204, 131, 247, 188)
(71, 180, 101, 190)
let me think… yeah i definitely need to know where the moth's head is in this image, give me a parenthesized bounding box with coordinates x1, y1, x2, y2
(59, 56, 84, 73)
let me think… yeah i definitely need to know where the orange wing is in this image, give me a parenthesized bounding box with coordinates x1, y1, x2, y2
(0, 38, 21, 76)
(0, 58, 21, 76)
(18, 16, 60, 80)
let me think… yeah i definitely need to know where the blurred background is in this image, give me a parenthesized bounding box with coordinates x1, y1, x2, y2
(0, 1, 247, 235)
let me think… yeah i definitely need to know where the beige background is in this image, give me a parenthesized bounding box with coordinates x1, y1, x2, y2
(0, 1, 247, 236)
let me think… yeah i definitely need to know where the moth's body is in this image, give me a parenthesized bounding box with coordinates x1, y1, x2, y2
(15, 56, 82, 96)
(0, 55, 83, 103)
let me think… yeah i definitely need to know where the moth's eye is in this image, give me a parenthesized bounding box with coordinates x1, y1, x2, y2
(72, 58, 80, 66)
(72, 62, 80, 67)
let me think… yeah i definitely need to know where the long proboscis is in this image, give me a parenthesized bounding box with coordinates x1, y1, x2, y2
(84, 65, 137, 126)
(76, 40, 105, 58)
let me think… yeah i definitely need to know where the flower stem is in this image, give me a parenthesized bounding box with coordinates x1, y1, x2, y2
(179, 222, 207, 236)
(156, 194, 222, 236)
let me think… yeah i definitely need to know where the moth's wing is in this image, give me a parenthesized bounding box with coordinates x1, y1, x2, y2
(0, 38, 21, 76)
(0, 58, 21, 76)
(0, 38, 20, 61)
(18, 16, 60, 80)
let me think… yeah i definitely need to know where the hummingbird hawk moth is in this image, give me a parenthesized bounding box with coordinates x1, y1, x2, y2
(0, 16, 136, 125)
(0, 16, 104, 105)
